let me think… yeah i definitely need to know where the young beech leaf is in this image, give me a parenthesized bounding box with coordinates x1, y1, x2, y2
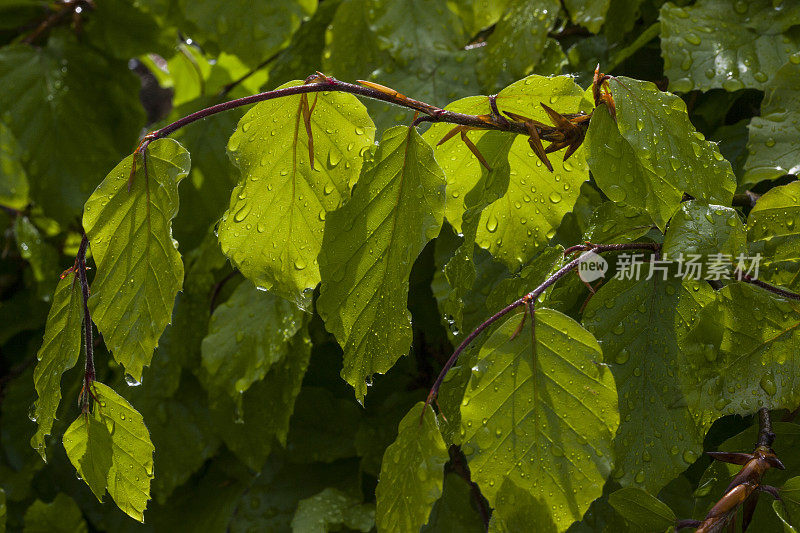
(317, 126, 445, 402)
(30, 270, 83, 461)
(62, 382, 155, 523)
(375, 403, 449, 533)
(83, 138, 190, 383)
(583, 276, 714, 493)
(218, 80, 375, 308)
(460, 309, 618, 531)
(423, 75, 592, 269)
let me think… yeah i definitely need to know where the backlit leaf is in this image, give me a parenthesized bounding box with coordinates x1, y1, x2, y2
(62, 382, 155, 522)
(83, 138, 190, 382)
(30, 271, 83, 460)
(317, 126, 445, 402)
(218, 81, 375, 307)
(582, 277, 714, 492)
(375, 403, 449, 533)
(461, 310, 618, 530)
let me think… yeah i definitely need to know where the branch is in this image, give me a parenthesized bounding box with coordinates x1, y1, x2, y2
(692, 408, 785, 533)
(735, 269, 800, 301)
(75, 233, 96, 413)
(424, 242, 661, 413)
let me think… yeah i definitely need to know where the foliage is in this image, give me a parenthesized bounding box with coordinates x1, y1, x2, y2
(1, 1, 799, 532)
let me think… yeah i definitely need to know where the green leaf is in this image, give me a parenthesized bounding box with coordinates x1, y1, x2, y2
(582, 277, 714, 492)
(743, 61, 800, 187)
(30, 270, 83, 460)
(22, 494, 87, 533)
(775, 499, 799, 533)
(449, 0, 512, 35)
(478, 0, 560, 91)
(687, 282, 800, 420)
(490, 478, 560, 532)
(584, 202, 653, 244)
(62, 382, 155, 522)
(422, 472, 485, 533)
(210, 330, 312, 471)
(781, 476, 800, 529)
(83, 138, 190, 382)
(0, 34, 144, 222)
(180, 0, 317, 67)
(425, 75, 591, 268)
(660, 0, 800, 92)
(83, 0, 172, 59)
(608, 487, 676, 531)
(323, 0, 393, 81)
(748, 181, 800, 291)
(368, 0, 465, 62)
(14, 216, 59, 298)
(291, 487, 374, 533)
(589, 78, 736, 230)
(201, 281, 304, 408)
(565, 0, 610, 33)
(317, 126, 445, 401)
(662, 202, 747, 260)
(460, 309, 618, 530)
(0, 120, 28, 210)
(218, 81, 375, 307)
(375, 403, 449, 533)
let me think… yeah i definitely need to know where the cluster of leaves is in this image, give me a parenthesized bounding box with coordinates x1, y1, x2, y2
(1, 0, 799, 532)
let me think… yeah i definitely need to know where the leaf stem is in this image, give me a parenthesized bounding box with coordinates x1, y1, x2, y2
(76, 233, 96, 412)
(735, 269, 800, 301)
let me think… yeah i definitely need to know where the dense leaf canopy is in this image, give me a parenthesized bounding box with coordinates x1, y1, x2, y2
(1, 0, 799, 532)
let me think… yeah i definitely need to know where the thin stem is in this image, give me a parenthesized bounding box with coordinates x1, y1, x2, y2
(76, 234, 95, 411)
(424, 242, 661, 411)
(757, 407, 775, 448)
(149, 76, 532, 141)
(735, 269, 800, 301)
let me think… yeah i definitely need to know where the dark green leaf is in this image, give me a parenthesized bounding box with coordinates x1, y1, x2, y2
(375, 403, 449, 532)
(780, 476, 800, 529)
(608, 487, 676, 531)
(488, 478, 557, 533)
(218, 81, 375, 307)
(662, 202, 747, 260)
(285, 387, 360, 463)
(0, 120, 28, 210)
(460, 310, 618, 530)
(317, 126, 445, 402)
(743, 61, 800, 187)
(30, 270, 83, 460)
(422, 472, 485, 533)
(83, 139, 190, 382)
(565, 0, 610, 33)
(201, 281, 304, 408)
(660, 0, 800, 92)
(22, 494, 86, 533)
(291, 487, 374, 533)
(0, 34, 144, 222)
(62, 382, 155, 522)
(747, 181, 800, 291)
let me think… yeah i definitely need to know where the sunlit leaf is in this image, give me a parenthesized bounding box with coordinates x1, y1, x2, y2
(375, 403, 449, 533)
(748, 181, 800, 291)
(218, 81, 375, 307)
(461, 310, 618, 530)
(488, 478, 558, 532)
(743, 61, 800, 187)
(660, 0, 800, 92)
(583, 277, 714, 492)
(30, 271, 83, 460)
(317, 126, 445, 401)
(565, 0, 610, 33)
(62, 382, 155, 522)
(662, 202, 747, 259)
(83, 138, 190, 382)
